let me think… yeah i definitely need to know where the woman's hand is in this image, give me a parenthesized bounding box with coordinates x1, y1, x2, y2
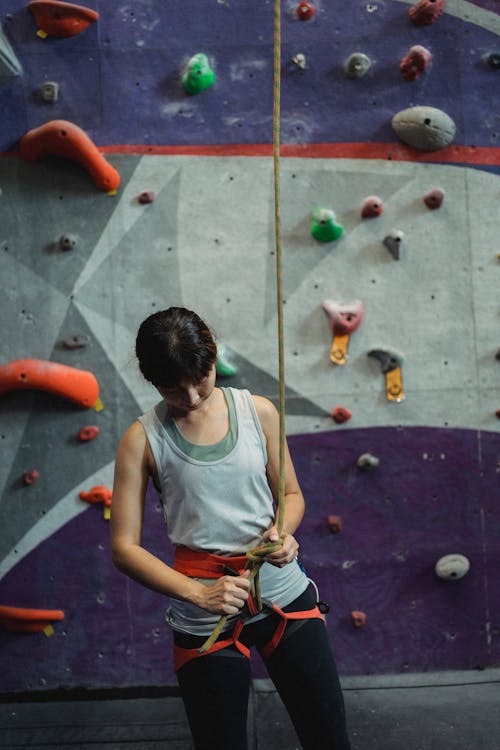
(261, 526, 299, 567)
(195, 570, 251, 615)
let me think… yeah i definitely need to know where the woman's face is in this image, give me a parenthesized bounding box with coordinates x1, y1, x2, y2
(157, 364, 217, 415)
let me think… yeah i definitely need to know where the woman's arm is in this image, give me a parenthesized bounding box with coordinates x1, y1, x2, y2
(110, 421, 251, 615)
(252, 395, 305, 566)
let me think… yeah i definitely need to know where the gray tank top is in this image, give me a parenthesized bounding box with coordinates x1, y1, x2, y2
(138, 387, 308, 635)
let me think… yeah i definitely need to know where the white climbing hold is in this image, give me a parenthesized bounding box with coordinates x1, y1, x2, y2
(435, 554, 470, 581)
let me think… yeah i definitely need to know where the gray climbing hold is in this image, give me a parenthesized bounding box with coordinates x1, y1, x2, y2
(368, 349, 402, 374)
(62, 334, 90, 350)
(435, 554, 470, 581)
(40, 81, 59, 102)
(392, 106, 456, 151)
(383, 230, 404, 260)
(0, 24, 21, 78)
(345, 52, 372, 79)
(293, 53, 306, 70)
(59, 234, 77, 251)
(357, 453, 380, 470)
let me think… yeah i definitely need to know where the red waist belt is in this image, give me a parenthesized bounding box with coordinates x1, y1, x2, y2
(172, 546, 325, 672)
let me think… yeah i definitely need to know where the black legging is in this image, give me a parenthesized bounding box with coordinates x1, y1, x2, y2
(174, 587, 351, 750)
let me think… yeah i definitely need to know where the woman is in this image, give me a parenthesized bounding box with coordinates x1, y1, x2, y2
(110, 307, 351, 750)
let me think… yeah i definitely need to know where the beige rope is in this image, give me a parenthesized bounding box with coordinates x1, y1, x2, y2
(199, 0, 285, 654)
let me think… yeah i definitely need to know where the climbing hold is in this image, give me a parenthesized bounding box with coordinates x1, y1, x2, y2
(182, 53, 216, 96)
(351, 611, 367, 628)
(495, 349, 500, 362)
(423, 188, 445, 209)
(59, 234, 77, 251)
(77, 425, 99, 442)
(368, 349, 405, 402)
(408, 0, 445, 26)
(495, 409, 500, 419)
(400, 45, 432, 82)
(0, 605, 64, 634)
(138, 191, 155, 205)
(487, 53, 500, 70)
(357, 453, 379, 470)
(20, 120, 120, 192)
(28, 1, 99, 38)
(296, 2, 315, 20)
(383, 230, 404, 260)
(327, 514, 342, 533)
(361, 196, 383, 218)
(392, 106, 456, 151)
(322, 300, 363, 365)
(0, 359, 99, 408)
(40, 81, 59, 102)
(331, 406, 352, 424)
(311, 208, 343, 243)
(292, 53, 306, 70)
(22, 469, 40, 485)
(62, 334, 89, 349)
(0, 24, 22, 78)
(435, 554, 470, 581)
(345, 52, 372, 79)
(216, 343, 237, 377)
(80, 484, 112, 519)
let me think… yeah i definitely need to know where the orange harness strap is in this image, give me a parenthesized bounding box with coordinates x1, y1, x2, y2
(173, 619, 250, 672)
(172, 547, 325, 672)
(259, 603, 325, 662)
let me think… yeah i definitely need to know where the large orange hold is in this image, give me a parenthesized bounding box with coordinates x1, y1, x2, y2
(0, 605, 64, 633)
(0, 359, 99, 408)
(20, 120, 120, 192)
(28, 0, 99, 38)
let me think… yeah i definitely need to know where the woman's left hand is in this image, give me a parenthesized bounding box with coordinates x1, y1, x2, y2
(261, 526, 299, 567)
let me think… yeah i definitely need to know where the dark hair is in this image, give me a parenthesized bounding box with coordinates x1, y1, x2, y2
(135, 307, 217, 388)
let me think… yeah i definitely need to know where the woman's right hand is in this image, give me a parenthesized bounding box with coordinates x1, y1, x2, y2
(195, 570, 251, 615)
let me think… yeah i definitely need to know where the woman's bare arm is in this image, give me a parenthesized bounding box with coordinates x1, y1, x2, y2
(110, 421, 250, 615)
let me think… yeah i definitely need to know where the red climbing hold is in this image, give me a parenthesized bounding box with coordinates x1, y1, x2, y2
(296, 2, 315, 20)
(327, 514, 342, 533)
(80, 485, 112, 508)
(351, 611, 367, 628)
(361, 196, 384, 218)
(408, 0, 445, 26)
(423, 188, 445, 209)
(138, 191, 155, 204)
(28, 1, 99, 38)
(400, 45, 432, 81)
(77, 425, 99, 442)
(331, 406, 352, 424)
(20, 120, 120, 192)
(22, 469, 40, 486)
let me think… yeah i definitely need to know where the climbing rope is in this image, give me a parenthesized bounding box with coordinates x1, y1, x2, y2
(199, 0, 286, 654)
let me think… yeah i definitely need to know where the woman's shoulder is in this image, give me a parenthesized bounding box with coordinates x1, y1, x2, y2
(250, 394, 279, 426)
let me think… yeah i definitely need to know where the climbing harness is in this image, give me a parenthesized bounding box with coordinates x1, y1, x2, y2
(173, 548, 325, 672)
(198, 0, 286, 656)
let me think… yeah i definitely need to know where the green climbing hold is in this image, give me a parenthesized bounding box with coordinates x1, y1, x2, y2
(311, 208, 343, 243)
(182, 53, 216, 95)
(216, 344, 237, 377)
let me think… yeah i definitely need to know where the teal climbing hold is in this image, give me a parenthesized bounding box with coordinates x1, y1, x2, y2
(182, 53, 216, 95)
(0, 24, 21, 78)
(311, 208, 343, 243)
(216, 343, 237, 377)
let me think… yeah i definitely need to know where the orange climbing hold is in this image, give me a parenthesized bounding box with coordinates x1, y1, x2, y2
(0, 359, 99, 408)
(28, 0, 99, 38)
(20, 120, 120, 192)
(80, 484, 112, 508)
(0, 605, 64, 633)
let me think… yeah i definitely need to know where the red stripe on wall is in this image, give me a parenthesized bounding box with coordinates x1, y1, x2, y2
(96, 142, 500, 165)
(4, 142, 500, 165)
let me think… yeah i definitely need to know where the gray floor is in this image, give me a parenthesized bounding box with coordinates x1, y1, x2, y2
(1, 670, 499, 750)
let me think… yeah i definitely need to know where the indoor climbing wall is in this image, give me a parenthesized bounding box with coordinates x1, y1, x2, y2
(0, 0, 499, 692)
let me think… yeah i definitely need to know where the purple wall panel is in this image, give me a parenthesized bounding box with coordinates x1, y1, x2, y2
(0, 427, 498, 691)
(2, 3, 500, 150)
